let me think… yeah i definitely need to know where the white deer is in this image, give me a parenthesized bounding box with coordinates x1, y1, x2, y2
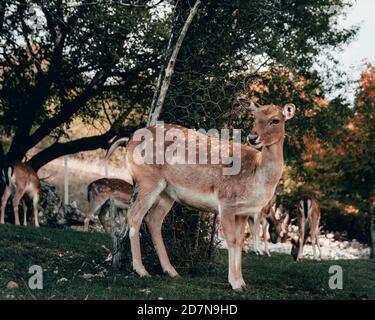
(107, 99, 295, 290)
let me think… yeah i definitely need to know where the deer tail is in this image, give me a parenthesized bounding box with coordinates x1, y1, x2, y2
(105, 137, 129, 161)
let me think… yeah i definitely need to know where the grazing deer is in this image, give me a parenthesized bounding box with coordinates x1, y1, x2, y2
(106, 99, 295, 291)
(0, 161, 41, 227)
(291, 196, 322, 261)
(249, 193, 288, 256)
(84, 178, 132, 232)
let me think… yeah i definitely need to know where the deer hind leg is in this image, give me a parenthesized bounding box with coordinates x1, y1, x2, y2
(144, 194, 177, 277)
(21, 199, 27, 226)
(313, 231, 322, 260)
(1, 186, 11, 224)
(12, 189, 26, 226)
(128, 180, 166, 277)
(316, 237, 322, 260)
(31, 191, 40, 227)
(252, 214, 263, 255)
(296, 220, 305, 261)
(262, 219, 271, 256)
(311, 234, 317, 260)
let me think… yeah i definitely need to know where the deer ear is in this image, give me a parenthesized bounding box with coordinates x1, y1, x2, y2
(282, 103, 295, 120)
(238, 98, 258, 112)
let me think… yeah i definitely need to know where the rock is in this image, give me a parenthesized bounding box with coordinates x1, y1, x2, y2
(139, 288, 151, 294)
(326, 233, 334, 239)
(82, 273, 95, 280)
(39, 182, 85, 228)
(6, 281, 19, 289)
(57, 277, 68, 284)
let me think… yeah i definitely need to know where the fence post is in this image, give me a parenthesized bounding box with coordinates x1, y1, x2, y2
(64, 156, 69, 205)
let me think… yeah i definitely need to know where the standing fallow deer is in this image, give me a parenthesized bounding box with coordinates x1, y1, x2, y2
(291, 196, 322, 261)
(106, 99, 295, 291)
(0, 161, 40, 227)
(84, 178, 132, 232)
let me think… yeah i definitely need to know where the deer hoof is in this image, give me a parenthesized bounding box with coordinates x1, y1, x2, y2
(231, 279, 247, 291)
(135, 266, 151, 277)
(165, 269, 180, 278)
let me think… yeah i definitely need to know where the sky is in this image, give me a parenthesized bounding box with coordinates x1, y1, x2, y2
(333, 0, 375, 100)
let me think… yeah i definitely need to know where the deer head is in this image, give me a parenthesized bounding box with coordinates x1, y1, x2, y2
(238, 98, 295, 149)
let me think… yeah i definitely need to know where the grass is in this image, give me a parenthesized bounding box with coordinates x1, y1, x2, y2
(0, 224, 374, 300)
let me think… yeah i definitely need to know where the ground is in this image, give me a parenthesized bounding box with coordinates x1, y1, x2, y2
(0, 224, 374, 300)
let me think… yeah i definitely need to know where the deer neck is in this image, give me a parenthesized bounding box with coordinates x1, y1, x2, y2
(257, 137, 284, 185)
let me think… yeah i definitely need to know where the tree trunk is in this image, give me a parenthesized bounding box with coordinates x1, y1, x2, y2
(148, 0, 201, 126)
(110, 198, 122, 269)
(370, 200, 375, 259)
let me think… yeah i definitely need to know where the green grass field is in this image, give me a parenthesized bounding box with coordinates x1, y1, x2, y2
(0, 224, 374, 300)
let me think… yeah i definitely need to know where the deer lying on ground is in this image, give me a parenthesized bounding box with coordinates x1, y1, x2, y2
(106, 98, 295, 291)
(248, 193, 289, 256)
(0, 161, 40, 227)
(291, 196, 322, 261)
(84, 178, 132, 232)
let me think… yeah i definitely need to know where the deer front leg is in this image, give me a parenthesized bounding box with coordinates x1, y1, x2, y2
(1, 186, 11, 224)
(221, 212, 246, 291)
(98, 204, 110, 233)
(84, 199, 106, 232)
(234, 215, 248, 290)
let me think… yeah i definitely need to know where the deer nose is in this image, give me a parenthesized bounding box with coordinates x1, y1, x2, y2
(247, 134, 260, 145)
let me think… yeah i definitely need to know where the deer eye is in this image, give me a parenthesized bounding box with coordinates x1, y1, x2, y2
(270, 118, 280, 125)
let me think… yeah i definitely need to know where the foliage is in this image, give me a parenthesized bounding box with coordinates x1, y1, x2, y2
(163, 0, 357, 129)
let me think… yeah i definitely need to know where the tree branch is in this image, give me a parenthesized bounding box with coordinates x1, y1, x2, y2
(25, 71, 107, 152)
(27, 101, 136, 171)
(148, 0, 201, 126)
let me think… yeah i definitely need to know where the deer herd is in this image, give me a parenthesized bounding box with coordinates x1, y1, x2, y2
(0, 98, 325, 291)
